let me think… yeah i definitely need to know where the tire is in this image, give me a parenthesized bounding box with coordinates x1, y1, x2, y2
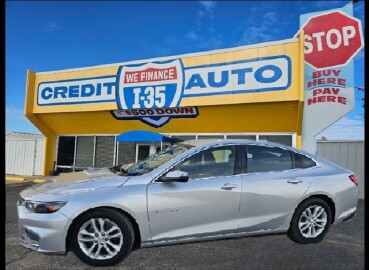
(70, 208, 135, 266)
(288, 198, 332, 244)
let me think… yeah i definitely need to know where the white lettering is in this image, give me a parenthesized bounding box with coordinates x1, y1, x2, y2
(342, 25, 356, 46)
(326, 29, 342, 49)
(183, 56, 290, 96)
(37, 77, 116, 106)
(304, 34, 314, 54)
(312, 31, 325, 52)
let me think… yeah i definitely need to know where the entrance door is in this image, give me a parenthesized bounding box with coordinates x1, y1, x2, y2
(56, 136, 76, 173)
(136, 144, 150, 162)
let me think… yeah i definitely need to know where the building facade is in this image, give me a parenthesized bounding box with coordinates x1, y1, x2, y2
(25, 34, 306, 175)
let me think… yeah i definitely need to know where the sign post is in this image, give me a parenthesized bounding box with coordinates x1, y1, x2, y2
(298, 3, 364, 153)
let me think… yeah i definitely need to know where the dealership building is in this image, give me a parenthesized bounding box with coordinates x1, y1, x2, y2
(25, 33, 306, 175)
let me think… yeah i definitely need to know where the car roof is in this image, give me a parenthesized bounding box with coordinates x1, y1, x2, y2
(178, 139, 320, 160)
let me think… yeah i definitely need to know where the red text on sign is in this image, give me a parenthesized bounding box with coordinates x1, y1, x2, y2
(307, 95, 346, 105)
(124, 67, 177, 83)
(307, 69, 346, 89)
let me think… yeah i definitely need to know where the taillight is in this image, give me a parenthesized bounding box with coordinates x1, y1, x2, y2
(349, 175, 358, 186)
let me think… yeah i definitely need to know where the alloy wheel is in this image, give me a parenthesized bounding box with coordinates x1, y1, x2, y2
(298, 205, 328, 238)
(77, 218, 124, 260)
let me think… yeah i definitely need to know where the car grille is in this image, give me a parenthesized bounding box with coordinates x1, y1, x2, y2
(25, 228, 40, 242)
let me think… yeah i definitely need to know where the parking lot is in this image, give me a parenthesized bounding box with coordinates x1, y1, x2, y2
(6, 181, 364, 270)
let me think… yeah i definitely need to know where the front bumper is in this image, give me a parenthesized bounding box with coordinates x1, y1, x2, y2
(17, 201, 72, 254)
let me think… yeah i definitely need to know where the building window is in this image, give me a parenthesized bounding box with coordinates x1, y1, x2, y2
(259, 135, 292, 146)
(55, 133, 295, 173)
(227, 135, 256, 140)
(95, 136, 115, 167)
(56, 136, 75, 166)
(137, 144, 150, 162)
(197, 135, 225, 140)
(117, 142, 136, 165)
(172, 135, 196, 142)
(75, 137, 94, 167)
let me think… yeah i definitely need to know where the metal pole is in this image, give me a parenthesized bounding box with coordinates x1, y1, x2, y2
(114, 136, 118, 166)
(73, 136, 77, 172)
(93, 136, 96, 167)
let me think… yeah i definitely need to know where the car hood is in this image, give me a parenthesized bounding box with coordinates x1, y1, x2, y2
(21, 168, 129, 198)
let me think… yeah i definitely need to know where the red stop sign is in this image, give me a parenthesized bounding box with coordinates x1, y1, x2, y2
(300, 10, 363, 70)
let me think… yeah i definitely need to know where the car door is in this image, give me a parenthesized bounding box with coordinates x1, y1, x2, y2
(239, 144, 310, 233)
(147, 145, 241, 241)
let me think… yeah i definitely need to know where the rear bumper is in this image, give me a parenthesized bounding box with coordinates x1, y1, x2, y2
(334, 203, 358, 225)
(333, 183, 359, 225)
(342, 210, 356, 222)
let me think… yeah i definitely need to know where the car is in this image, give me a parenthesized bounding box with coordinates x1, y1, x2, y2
(17, 139, 359, 266)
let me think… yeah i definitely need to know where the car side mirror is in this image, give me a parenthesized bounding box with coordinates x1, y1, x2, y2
(159, 170, 189, 183)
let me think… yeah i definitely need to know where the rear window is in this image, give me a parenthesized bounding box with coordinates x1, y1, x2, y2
(293, 152, 316, 168)
(245, 145, 292, 173)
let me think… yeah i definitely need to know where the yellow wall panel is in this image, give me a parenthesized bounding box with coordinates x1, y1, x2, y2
(37, 101, 300, 135)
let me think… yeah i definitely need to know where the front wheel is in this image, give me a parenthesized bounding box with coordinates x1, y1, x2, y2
(70, 208, 135, 266)
(288, 198, 332, 244)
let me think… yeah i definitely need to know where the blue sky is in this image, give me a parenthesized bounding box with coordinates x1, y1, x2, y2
(6, 1, 364, 140)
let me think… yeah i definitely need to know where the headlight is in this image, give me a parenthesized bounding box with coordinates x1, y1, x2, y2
(25, 201, 67, 214)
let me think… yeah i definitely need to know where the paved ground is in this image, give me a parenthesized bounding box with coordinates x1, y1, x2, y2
(6, 181, 364, 270)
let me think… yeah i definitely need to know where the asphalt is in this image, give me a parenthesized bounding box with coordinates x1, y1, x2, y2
(5, 182, 364, 270)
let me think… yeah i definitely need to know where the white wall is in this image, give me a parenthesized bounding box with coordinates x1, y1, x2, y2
(317, 141, 364, 199)
(5, 139, 45, 176)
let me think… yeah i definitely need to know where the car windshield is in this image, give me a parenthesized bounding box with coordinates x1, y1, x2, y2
(125, 144, 193, 176)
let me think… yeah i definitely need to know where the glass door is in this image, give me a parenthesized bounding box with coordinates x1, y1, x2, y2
(136, 144, 151, 162)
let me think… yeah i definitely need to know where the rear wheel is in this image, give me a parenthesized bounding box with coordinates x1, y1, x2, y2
(288, 198, 332, 244)
(70, 208, 134, 266)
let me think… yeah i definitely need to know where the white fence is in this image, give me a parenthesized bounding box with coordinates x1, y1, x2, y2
(5, 139, 45, 176)
(317, 140, 364, 199)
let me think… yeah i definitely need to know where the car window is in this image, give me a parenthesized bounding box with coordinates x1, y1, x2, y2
(293, 152, 316, 168)
(173, 146, 236, 179)
(126, 144, 192, 176)
(245, 145, 292, 173)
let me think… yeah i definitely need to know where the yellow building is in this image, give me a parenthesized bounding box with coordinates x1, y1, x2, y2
(25, 34, 305, 176)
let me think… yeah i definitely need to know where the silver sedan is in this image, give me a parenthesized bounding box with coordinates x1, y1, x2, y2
(17, 140, 359, 266)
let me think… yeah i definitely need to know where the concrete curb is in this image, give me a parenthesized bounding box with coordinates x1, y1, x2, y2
(6, 175, 49, 183)
(33, 179, 47, 183)
(5, 176, 26, 182)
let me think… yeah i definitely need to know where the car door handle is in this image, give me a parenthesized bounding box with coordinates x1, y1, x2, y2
(221, 183, 238, 190)
(287, 178, 303, 184)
